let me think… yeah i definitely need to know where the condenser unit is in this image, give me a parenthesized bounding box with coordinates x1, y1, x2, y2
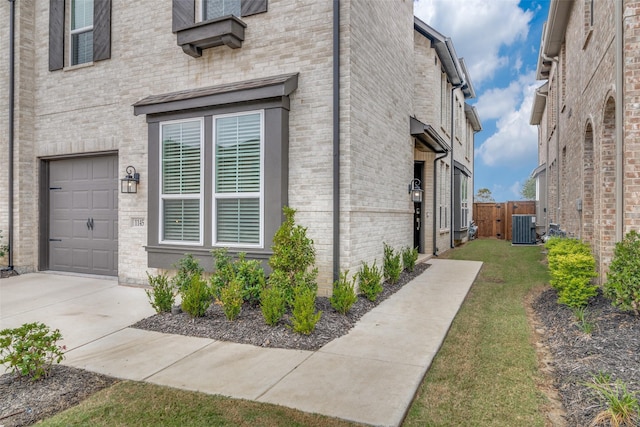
(512, 215, 536, 245)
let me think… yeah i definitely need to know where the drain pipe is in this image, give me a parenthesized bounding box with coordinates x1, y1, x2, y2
(433, 151, 448, 255)
(332, 0, 340, 282)
(450, 82, 464, 249)
(543, 54, 559, 224)
(5, 0, 16, 272)
(615, 0, 623, 242)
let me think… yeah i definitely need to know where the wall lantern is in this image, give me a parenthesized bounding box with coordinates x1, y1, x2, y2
(121, 166, 140, 194)
(409, 178, 423, 203)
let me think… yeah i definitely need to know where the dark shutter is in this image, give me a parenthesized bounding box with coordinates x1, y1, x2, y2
(48, 0, 65, 71)
(241, 0, 268, 17)
(93, 0, 112, 62)
(173, 0, 195, 32)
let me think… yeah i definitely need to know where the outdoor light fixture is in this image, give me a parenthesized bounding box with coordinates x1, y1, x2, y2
(121, 166, 140, 194)
(409, 178, 423, 203)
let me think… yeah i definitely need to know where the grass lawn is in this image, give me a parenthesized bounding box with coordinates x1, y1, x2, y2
(404, 239, 551, 426)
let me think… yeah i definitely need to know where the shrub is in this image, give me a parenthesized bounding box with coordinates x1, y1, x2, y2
(545, 238, 597, 308)
(0, 229, 8, 259)
(402, 246, 419, 273)
(383, 243, 402, 285)
(172, 253, 204, 293)
(550, 253, 598, 308)
(180, 273, 212, 318)
(235, 253, 266, 306)
(220, 277, 244, 321)
(330, 270, 357, 315)
(604, 230, 640, 315)
(358, 261, 383, 302)
(260, 285, 286, 326)
(269, 206, 318, 307)
(0, 322, 66, 380)
(210, 248, 235, 299)
(291, 285, 322, 335)
(145, 272, 175, 313)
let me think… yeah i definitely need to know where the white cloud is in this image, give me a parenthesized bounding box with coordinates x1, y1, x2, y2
(475, 75, 539, 167)
(509, 181, 522, 198)
(414, 0, 533, 84)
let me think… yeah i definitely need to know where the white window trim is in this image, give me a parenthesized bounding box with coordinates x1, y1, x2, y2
(69, 0, 94, 66)
(159, 117, 205, 246)
(212, 110, 265, 249)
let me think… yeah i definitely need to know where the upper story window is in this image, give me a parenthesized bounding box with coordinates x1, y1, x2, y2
(49, 0, 111, 71)
(203, 0, 241, 20)
(71, 0, 94, 65)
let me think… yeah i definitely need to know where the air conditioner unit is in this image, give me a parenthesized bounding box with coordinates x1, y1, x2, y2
(512, 215, 536, 245)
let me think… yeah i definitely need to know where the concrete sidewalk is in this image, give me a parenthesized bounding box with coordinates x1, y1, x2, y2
(0, 259, 481, 427)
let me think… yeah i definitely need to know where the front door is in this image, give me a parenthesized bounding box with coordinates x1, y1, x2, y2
(48, 156, 118, 276)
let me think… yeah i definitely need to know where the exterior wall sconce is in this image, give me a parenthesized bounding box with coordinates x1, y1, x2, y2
(409, 178, 423, 203)
(121, 166, 140, 194)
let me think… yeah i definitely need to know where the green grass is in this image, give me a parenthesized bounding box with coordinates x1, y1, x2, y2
(404, 239, 551, 427)
(39, 381, 360, 427)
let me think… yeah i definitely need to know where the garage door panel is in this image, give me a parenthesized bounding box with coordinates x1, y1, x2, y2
(49, 156, 118, 276)
(72, 190, 90, 209)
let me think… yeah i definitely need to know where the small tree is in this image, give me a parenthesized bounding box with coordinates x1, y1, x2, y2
(520, 176, 536, 201)
(475, 188, 495, 203)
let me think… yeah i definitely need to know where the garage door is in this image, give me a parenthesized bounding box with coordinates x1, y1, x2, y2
(49, 156, 118, 276)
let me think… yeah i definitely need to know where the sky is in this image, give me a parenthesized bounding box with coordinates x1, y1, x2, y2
(414, 0, 550, 202)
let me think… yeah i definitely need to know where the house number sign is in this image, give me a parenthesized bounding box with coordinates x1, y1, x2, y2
(131, 217, 145, 227)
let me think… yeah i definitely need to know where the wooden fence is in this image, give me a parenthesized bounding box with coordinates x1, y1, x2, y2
(473, 201, 536, 240)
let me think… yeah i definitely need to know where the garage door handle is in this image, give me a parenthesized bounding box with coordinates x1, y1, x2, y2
(49, 238, 62, 242)
(90, 218, 94, 230)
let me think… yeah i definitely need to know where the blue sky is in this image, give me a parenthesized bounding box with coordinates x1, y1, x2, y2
(414, 0, 550, 202)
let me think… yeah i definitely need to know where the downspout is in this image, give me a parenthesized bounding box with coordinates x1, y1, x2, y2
(450, 82, 464, 249)
(543, 54, 559, 225)
(535, 87, 550, 232)
(332, 0, 340, 282)
(615, 0, 623, 242)
(432, 151, 448, 255)
(5, 0, 16, 272)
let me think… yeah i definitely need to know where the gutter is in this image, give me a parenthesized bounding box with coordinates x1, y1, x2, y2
(4, 0, 16, 272)
(332, 0, 340, 281)
(615, 0, 623, 242)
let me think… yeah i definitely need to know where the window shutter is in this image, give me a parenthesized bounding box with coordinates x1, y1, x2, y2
(240, 0, 267, 17)
(173, 0, 195, 32)
(162, 121, 202, 195)
(164, 199, 201, 242)
(49, 0, 65, 71)
(93, 0, 111, 62)
(217, 198, 260, 244)
(215, 114, 261, 193)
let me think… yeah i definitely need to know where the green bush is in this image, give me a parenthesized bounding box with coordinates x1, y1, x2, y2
(0, 322, 66, 380)
(180, 273, 212, 318)
(330, 270, 357, 315)
(546, 239, 597, 308)
(383, 242, 402, 285)
(402, 246, 419, 273)
(235, 254, 266, 306)
(268, 206, 318, 307)
(210, 248, 235, 299)
(358, 261, 383, 302)
(290, 285, 322, 335)
(604, 230, 640, 315)
(260, 285, 286, 326)
(0, 229, 8, 259)
(172, 253, 204, 293)
(145, 272, 175, 313)
(220, 277, 244, 321)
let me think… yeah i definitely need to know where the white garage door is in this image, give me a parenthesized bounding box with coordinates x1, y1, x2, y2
(48, 156, 118, 276)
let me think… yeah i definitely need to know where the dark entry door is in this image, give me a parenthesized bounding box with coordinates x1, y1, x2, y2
(48, 156, 118, 276)
(414, 162, 424, 252)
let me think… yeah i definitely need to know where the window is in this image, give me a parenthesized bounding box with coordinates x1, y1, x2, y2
(203, 0, 241, 20)
(160, 119, 204, 244)
(214, 112, 263, 245)
(439, 161, 449, 230)
(135, 73, 297, 269)
(48, 0, 111, 71)
(159, 113, 263, 247)
(460, 175, 468, 228)
(71, 0, 93, 65)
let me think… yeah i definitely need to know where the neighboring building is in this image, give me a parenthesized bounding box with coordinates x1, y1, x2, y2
(530, 0, 640, 275)
(0, 0, 479, 294)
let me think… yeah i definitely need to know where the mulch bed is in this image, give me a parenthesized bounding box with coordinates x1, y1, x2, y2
(531, 287, 640, 427)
